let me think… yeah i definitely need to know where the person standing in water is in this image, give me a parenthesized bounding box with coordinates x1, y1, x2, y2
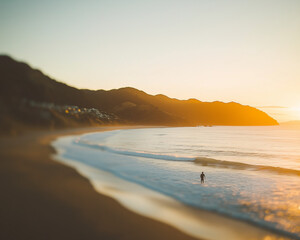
(200, 172, 206, 184)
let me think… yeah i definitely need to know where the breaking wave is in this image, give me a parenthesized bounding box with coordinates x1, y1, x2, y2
(194, 157, 300, 176)
(75, 140, 194, 161)
(76, 140, 300, 177)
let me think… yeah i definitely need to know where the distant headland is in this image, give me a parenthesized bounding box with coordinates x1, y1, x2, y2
(0, 55, 278, 135)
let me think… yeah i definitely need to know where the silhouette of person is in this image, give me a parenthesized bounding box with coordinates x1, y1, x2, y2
(200, 172, 205, 184)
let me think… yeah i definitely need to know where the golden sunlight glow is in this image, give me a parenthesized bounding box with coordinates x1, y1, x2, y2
(1, 0, 300, 111)
(290, 107, 300, 111)
(289, 107, 300, 119)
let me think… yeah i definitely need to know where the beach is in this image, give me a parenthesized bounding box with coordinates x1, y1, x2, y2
(2, 1, 299, 239)
(1, 126, 298, 240)
(51, 126, 300, 240)
(0, 126, 199, 240)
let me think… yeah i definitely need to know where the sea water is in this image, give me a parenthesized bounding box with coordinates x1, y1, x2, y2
(52, 126, 300, 239)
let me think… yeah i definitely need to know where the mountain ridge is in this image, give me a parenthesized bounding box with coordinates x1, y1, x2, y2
(0, 55, 278, 134)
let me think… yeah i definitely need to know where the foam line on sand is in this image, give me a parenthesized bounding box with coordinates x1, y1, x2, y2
(52, 136, 290, 240)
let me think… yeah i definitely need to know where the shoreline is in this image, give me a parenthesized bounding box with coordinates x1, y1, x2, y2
(0, 125, 296, 240)
(51, 129, 294, 240)
(0, 125, 199, 240)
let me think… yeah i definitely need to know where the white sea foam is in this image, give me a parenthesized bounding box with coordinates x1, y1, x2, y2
(52, 135, 290, 240)
(76, 140, 194, 161)
(76, 139, 300, 176)
(51, 127, 300, 240)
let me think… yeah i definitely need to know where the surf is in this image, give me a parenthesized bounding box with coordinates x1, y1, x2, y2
(76, 139, 300, 177)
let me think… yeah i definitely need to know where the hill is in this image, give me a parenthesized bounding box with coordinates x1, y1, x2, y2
(92, 88, 278, 126)
(0, 55, 278, 134)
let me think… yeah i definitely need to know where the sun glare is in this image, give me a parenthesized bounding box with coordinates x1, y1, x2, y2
(290, 107, 300, 111)
(288, 107, 300, 120)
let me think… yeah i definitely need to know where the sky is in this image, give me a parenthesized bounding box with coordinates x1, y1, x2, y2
(1, 0, 300, 122)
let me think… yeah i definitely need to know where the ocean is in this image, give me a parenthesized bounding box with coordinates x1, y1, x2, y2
(52, 126, 300, 240)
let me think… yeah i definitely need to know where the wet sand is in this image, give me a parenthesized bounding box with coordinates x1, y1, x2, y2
(52, 132, 291, 240)
(0, 126, 199, 240)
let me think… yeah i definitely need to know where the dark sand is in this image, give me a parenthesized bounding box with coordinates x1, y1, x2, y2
(0, 126, 199, 240)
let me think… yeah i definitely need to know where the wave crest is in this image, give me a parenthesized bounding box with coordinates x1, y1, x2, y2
(76, 140, 300, 177)
(195, 157, 300, 176)
(75, 140, 194, 161)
